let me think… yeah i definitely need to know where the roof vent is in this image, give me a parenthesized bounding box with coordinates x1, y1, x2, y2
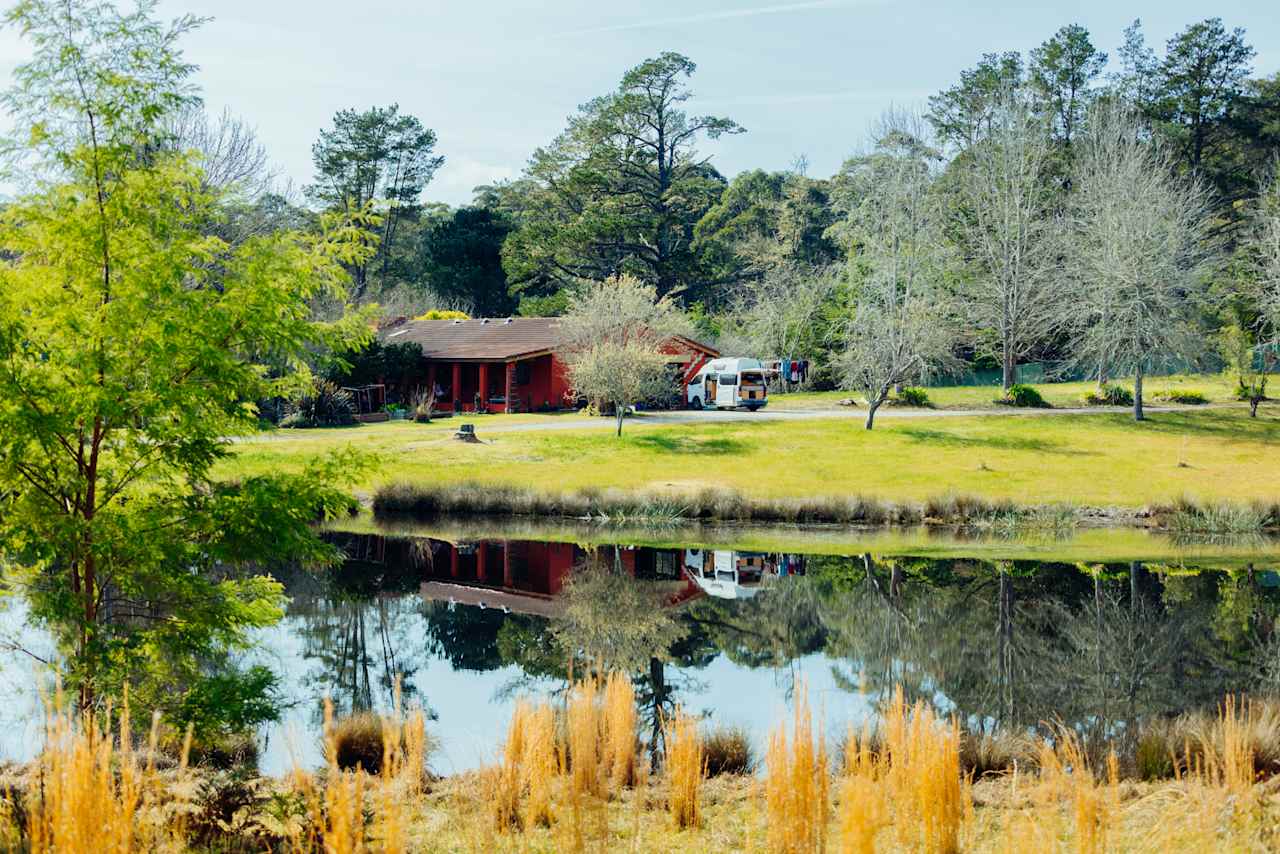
(451, 319, 463, 325)
(480, 318, 490, 324)
(504, 317, 514, 324)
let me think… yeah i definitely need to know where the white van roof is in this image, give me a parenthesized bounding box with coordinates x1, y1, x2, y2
(702, 357, 763, 374)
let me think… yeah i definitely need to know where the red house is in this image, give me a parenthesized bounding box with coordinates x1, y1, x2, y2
(381, 317, 719, 414)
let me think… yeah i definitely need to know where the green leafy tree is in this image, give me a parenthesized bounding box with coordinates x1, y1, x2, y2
(1220, 324, 1269, 417)
(1029, 24, 1107, 149)
(1154, 18, 1255, 177)
(693, 169, 840, 286)
(502, 52, 743, 303)
(0, 0, 373, 725)
(307, 104, 444, 301)
(418, 205, 516, 316)
(926, 51, 1024, 151)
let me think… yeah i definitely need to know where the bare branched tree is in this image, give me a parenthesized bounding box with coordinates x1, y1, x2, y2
(1066, 103, 1219, 420)
(953, 90, 1063, 390)
(1253, 160, 1280, 344)
(839, 112, 956, 429)
(561, 275, 692, 435)
(168, 105, 276, 199)
(724, 262, 838, 382)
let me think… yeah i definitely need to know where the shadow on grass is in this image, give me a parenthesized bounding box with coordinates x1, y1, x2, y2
(895, 427, 1085, 455)
(630, 434, 749, 455)
(1108, 409, 1280, 443)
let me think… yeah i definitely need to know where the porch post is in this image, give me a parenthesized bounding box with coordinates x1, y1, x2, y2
(503, 542, 513, 588)
(451, 362, 462, 411)
(476, 543, 488, 582)
(449, 547, 459, 578)
(505, 361, 514, 412)
(427, 363, 437, 395)
(478, 363, 490, 412)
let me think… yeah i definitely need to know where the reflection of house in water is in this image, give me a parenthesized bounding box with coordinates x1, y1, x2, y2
(682, 550, 806, 600)
(327, 533, 809, 613)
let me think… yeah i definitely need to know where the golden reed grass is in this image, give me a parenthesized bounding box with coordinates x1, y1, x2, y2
(663, 705, 704, 830)
(288, 689, 428, 854)
(765, 686, 829, 853)
(488, 673, 640, 838)
(12, 673, 1280, 852)
(21, 686, 192, 854)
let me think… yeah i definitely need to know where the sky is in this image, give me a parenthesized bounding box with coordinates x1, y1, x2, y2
(1, 0, 1278, 206)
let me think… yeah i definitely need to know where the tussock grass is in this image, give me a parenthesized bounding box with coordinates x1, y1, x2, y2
(1161, 495, 1280, 534)
(703, 726, 754, 777)
(375, 480, 1100, 530)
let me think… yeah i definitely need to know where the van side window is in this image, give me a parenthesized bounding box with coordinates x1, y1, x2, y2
(720, 374, 738, 386)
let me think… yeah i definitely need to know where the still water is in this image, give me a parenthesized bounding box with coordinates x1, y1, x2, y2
(3, 522, 1280, 776)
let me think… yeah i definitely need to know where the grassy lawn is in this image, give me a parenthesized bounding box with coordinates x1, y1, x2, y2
(775, 372, 1238, 410)
(226, 404, 1280, 509)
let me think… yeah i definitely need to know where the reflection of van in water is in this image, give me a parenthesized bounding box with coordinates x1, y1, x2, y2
(683, 549, 767, 599)
(687, 358, 768, 411)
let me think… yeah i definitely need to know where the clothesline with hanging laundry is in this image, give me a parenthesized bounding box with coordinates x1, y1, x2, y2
(763, 358, 809, 387)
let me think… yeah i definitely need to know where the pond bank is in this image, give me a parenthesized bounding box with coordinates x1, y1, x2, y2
(370, 480, 1280, 537)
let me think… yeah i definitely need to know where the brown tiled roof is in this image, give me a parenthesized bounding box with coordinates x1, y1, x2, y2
(380, 317, 720, 361)
(381, 318, 562, 360)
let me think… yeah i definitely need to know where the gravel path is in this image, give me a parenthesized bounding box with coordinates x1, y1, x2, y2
(461, 402, 1220, 435)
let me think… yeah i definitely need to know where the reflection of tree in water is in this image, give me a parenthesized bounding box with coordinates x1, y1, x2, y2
(808, 555, 1280, 752)
(545, 556, 719, 763)
(290, 594, 431, 721)
(288, 534, 1280, 761)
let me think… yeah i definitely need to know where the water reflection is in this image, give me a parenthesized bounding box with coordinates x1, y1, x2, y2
(254, 533, 1280, 773)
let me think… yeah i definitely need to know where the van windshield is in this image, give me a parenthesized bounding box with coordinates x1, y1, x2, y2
(741, 372, 764, 384)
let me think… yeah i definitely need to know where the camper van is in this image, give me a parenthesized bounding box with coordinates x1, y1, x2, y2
(687, 358, 768, 411)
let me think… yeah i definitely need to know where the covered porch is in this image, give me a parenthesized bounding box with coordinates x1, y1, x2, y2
(425, 352, 564, 414)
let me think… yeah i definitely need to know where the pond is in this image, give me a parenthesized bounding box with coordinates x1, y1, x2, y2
(3, 519, 1280, 777)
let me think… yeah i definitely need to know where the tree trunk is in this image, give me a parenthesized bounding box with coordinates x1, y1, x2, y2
(1133, 368, 1144, 422)
(649, 656, 667, 769)
(616, 405, 625, 437)
(865, 400, 881, 430)
(1251, 397, 1260, 418)
(1002, 348, 1016, 392)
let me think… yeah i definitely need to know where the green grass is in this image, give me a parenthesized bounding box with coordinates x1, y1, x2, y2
(225, 404, 1280, 511)
(776, 373, 1240, 411)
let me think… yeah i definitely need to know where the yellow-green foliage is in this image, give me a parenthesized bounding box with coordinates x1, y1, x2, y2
(412, 309, 469, 320)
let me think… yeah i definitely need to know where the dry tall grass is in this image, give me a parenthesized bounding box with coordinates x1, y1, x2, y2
(603, 672, 639, 790)
(663, 706, 704, 831)
(13, 674, 1280, 852)
(765, 686, 829, 853)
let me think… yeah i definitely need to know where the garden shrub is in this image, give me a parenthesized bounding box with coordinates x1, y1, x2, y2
(996, 384, 1049, 408)
(1082, 384, 1134, 406)
(891, 386, 932, 407)
(282, 380, 355, 428)
(1152, 388, 1209, 405)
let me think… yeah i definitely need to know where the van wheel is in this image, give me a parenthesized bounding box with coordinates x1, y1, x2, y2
(689, 397, 702, 410)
